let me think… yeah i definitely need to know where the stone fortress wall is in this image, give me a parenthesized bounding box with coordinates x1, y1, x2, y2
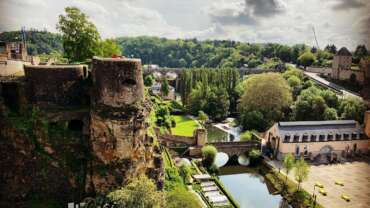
(0, 57, 163, 203)
(24, 64, 89, 108)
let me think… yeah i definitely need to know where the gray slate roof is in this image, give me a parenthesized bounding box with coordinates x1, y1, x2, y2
(277, 120, 363, 137)
(336, 47, 352, 56)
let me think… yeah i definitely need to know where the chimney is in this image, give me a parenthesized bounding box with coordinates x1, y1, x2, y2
(365, 111, 370, 138)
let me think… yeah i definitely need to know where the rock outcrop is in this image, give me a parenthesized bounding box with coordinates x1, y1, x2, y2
(88, 57, 159, 192)
(0, 57, 162, 206)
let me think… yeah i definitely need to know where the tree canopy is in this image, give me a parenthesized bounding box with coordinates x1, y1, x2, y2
(238, 73, 292, 130)
(107, 175, 163, 208)
(57, 7, 101, 62)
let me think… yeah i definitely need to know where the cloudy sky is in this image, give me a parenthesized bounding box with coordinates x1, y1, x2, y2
(0, 0, 369, 50)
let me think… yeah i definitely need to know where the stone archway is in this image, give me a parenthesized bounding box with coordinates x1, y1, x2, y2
(320, 145, 333, 155)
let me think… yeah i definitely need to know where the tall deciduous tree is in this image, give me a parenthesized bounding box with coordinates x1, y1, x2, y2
(339, 97, 366, 123)
(57, 7, 101, 62)
(238, 73, 292, 130)
(297, 52, 316, 68)
(99, 38, 122, 57)
(283, 153, 295, 191)
(161, 79, 170, 96)
(294, 159, 310, 191)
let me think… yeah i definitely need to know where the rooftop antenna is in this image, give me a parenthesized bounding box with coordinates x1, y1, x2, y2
(312, 26, 319, 49)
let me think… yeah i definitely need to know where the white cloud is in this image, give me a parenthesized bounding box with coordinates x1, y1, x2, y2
(0, 0, 369, 49)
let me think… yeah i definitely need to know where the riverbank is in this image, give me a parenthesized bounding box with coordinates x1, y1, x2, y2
(260, 161, 323, 208)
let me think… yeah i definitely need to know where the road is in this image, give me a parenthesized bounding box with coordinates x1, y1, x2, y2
(304, 71, 362, 100)
(0, 60, 25, 76)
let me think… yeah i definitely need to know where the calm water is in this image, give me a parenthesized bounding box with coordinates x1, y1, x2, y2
(219, 166, 289, 208)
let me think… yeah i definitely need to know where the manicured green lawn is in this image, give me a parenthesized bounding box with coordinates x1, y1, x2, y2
(171, 115, 199, 136)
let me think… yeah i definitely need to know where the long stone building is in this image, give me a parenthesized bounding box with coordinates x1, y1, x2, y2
(264, 113, 370, 161)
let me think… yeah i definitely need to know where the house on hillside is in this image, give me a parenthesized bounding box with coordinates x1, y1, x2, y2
(331, 47, 365, 84)
(264, 111, 370, 162)
(150, 82, 175, 100)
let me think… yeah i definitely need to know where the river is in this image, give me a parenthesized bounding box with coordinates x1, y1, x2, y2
(218, 166, 290, 208)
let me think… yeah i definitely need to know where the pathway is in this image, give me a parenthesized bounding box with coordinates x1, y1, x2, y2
(304, 71, 362, 99)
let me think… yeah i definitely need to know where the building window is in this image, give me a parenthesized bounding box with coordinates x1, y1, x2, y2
(284, 135, 290, 143)
(335, 134, 341, 141)
(295, 145, 300, 156)
(351, 133, 358, 140)
(319, 135, 325, 142)
(303, 145, 308, 156)
(293, 135, 300, 143)
(327, 134, 333, 141)
(310, 135, 317, 142)
(302, 135, 308, 142)
(343, 133, 349, 141)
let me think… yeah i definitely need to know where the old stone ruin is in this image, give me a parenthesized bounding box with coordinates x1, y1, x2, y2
(0, 57, 163, 206)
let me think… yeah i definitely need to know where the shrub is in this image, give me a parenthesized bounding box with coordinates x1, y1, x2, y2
(240, 131, 253, 141)
(166, 188, 202, 208)
(201, 145, 217, 168)
(249, 149, 262, 166)
(107, 175, 163, 208)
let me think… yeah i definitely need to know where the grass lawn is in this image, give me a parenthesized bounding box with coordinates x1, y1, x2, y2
(171, 115, 199, 137)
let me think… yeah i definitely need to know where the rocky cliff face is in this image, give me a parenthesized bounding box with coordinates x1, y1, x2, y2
(0, 57, 163, 207)
(0, 106, 88, 207)
(88, 57, 162, 193)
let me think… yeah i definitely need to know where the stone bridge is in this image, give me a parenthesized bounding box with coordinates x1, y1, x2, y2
(188, 141, 261, 157)
(156, 128, 261, 157)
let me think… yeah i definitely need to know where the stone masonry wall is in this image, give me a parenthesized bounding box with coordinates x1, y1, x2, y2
(24, 65, 88, 108)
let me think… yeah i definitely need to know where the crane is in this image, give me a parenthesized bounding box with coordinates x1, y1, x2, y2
(312, 26, 320, 49)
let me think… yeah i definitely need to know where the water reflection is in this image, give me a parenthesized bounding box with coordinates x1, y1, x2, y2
(219, 166, 290, 208)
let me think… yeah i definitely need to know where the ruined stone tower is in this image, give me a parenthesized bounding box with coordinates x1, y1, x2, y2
(88, 57, 157, 192)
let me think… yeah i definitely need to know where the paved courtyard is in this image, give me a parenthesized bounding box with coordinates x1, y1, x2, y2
(268, 159, 370, 208)
(300, 161, 370, 208)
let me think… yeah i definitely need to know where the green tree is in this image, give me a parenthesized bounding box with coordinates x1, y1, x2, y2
(240, 131, 253, 141)
(57, 7, 101, 62)
(99, 38, 121, 57)
(294, 159, 310, 191)
(276, 45, 292, 62)
(144, 75, 155, 87)
(323, 107, 338, 120)
(198, 111, 208, 127)
(201, 145, 217, 168)
(205, 87, 230, 121)
(320, 90, 339, 108)
(339, 97, 366, 123)
(293, 86, 328, 121)
(239, 110, 268, 131)
(238, 73, 292, 130)
(353, 45, 368, 64)
(324, 44, 337, 54)
(297, 52, 316, 68)
(107, 175, 163, 208)
(166, 188, 202, 208)
(287, 75, 302, 88)
(161, 79, 170, 96)
(282, 153, 295, 191)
